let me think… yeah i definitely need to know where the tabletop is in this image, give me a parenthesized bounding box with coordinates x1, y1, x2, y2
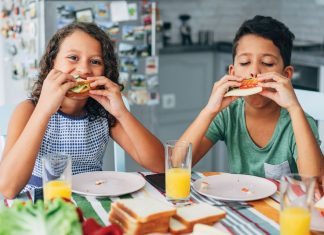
(1, 172, 323, 235)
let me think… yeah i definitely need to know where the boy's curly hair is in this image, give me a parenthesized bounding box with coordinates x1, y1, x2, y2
(232, 15, 295, 67)
(31, 22, 121, 130)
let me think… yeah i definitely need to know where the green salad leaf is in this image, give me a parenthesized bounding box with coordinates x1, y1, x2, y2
(0, 198, 82, 235)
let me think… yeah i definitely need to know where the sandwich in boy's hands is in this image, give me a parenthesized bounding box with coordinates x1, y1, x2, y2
(224, 73, 262, 97)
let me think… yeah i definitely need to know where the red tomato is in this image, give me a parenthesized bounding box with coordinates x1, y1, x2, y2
(240, 78, 258, 89)
(82, 218, 102, 235)
(93, 224, 123, 235)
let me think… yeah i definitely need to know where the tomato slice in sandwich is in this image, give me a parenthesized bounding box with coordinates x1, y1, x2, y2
(224, 76, 262, 97)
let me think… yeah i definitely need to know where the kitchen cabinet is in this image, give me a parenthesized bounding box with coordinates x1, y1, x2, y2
(156, 51, 216, 171)
(111, 51, 217, 172)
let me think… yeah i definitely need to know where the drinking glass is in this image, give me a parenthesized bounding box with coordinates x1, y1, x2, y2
(311, 175, 324, 232)
(165, 140, 192, 205)
(280, 174, 314, 235)
(42, 153, 72, 201)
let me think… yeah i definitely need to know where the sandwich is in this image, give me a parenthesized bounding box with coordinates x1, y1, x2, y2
(169, 202, 226, 234)
(66, 74, 91, 98)
(224, 74, 262, 97)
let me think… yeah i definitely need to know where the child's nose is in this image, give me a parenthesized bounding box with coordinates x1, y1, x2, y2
(77, 62, 91, 75)
(249, 64, 261, 77)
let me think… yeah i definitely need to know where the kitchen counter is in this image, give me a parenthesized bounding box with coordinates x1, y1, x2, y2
(159, 41, 232, 54)
(159, 42, 324, 66)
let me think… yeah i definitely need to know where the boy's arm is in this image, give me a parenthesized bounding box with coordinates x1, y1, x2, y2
(178, 108, 216, 166)
(258, 72, 324, 176)
(289, 106, 324, 176)
(179, 75, 241, 165)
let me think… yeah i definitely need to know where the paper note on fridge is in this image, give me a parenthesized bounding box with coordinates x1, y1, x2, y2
(111, 1, 129, 22)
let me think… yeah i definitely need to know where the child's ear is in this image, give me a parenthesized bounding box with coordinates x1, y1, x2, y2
(228, 64, 235, 75)
(284, 65, 294, 79)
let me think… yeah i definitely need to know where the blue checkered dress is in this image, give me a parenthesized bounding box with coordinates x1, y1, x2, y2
(22, 110, 109, 193)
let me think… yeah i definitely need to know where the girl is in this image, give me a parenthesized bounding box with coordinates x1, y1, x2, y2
(0, 22, 164, 199)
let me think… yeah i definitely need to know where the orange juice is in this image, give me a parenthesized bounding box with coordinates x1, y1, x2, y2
(280, 207, 310, 235)
(44, 180, 72, 201)
(166, 168, 191, 199)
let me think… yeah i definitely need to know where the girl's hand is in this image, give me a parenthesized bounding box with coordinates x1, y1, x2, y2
(257, 72, 300, 111)
(204, 75, 242, 115)
(87, 76, 128, 118)
(37, 69, 76, 116)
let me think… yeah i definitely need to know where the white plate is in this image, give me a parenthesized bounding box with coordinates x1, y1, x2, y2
(72, 171, 145, 197)
(311, 208, 324, 232)
(193, 174, 277, 201)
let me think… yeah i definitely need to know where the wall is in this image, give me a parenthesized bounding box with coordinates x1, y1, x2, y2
(157, 0, 324, 44)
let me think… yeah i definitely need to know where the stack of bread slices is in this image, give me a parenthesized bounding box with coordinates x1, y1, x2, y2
(109, 197, 226, 235)
(109, 197, 176, 235)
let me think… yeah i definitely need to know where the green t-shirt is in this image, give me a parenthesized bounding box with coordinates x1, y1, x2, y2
(206, 99, 321, 179)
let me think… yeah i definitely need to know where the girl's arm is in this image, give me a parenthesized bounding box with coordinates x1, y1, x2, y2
(0, 70, 76, 198)
(88, 76, 164, 172)
(258, 72, 324, 176)
(110, 114, 164, 173)
(0, 101, 51, 198)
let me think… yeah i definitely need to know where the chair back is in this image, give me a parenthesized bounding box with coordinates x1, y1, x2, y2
(0, 104, 15, 160)
(0, 104, 15, 137)
(113, 96, 129, 172)
(295, 89, 324, 121)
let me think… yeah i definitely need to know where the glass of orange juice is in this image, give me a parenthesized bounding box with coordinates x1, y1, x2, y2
(165, 140, 192, 206)
(280, 174, 315, 235)
(42, 153, 72, 201)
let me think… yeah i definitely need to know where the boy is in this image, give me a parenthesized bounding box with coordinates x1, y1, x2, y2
(178, 15, 323, 179)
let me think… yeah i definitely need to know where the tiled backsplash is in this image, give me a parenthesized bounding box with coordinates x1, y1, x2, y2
(157, 0, 324, 44)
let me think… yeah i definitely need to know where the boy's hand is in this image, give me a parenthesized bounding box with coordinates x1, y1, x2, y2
(38, 69, 77, 116)
(204, 75, 242, 115)
(87, 76, 128, 118)
(257, 72, 301, 112)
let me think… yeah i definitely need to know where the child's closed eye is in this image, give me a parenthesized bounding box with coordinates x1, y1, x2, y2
(262, 62, 274, 67)
(239, 62, 250, 66)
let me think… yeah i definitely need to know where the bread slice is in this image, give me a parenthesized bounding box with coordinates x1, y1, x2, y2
(173, 203, 226, 227)
(192, 224, 228, 235)
(169, 218, 192, 234)
(114, 197, 176, 223)
(224, 86, 262, 97)
(314, 196, 324, 212)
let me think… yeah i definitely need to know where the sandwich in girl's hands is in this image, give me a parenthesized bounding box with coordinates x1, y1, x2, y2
(224, 74, 262, 97)
(66, 74, 92, 98)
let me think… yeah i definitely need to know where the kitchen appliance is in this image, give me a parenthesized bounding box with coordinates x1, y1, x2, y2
(198, 30, 214, 45)
(162, 21, 171, 47)
(178, 14, 192, 45)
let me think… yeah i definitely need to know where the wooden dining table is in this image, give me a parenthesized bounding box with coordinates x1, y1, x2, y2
(1, 172, 323, 235)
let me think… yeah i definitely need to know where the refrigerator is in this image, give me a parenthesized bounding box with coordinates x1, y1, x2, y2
(0, 0, 161, 171)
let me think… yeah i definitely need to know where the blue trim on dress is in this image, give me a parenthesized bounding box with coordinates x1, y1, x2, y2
(58, 110, 88, 120)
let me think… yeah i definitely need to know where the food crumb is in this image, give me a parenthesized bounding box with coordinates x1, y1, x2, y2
(200, 181, 209, 190)
(241, 187, 252, 194)
(95, 180, 106, 185)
